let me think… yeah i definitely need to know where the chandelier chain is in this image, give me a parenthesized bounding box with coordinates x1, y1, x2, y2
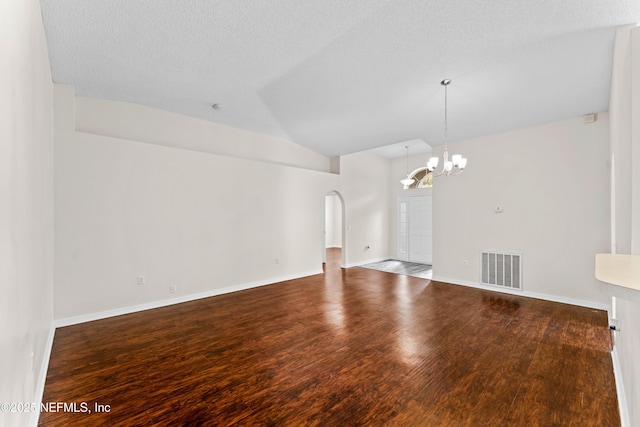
(444, 81, 448, 147)
(406, 146, 409, 171)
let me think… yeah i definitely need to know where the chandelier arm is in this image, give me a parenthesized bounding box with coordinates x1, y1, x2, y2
(429, 164, 465, 176)
(429, 165, 446, 176)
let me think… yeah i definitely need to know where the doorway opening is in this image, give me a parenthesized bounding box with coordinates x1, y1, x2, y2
(324, 191, 345, 269)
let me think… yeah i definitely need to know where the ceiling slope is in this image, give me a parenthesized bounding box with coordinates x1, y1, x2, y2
(40, 0, 640, 157)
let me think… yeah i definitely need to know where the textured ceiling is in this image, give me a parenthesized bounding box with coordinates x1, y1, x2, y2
(40, 0, 640, 158)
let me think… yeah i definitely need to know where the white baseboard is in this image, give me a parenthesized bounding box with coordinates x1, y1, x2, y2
(30, 326, 56, 427)
(611, 344, 630, 427)
(431, 275, 610, 312)
(54, 269, 323, 328)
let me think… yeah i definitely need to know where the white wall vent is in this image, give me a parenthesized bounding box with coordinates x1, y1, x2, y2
(481, 252, 522, 290)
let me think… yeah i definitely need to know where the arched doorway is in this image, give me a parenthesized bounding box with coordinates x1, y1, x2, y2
(323, 191, 346, 268)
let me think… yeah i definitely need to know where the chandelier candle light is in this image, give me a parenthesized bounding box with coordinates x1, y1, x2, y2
(427, 79, 467, 176)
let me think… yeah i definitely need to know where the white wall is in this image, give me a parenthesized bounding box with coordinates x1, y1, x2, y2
(608, 24, 640, 427)
(54, 85, 339, 321)
(0, 0, 54, 426)
(75, 96, 330, 173)
(325, 194, 342, 248)
(340, 151, 391, 266)
(432, 115, 611, 308)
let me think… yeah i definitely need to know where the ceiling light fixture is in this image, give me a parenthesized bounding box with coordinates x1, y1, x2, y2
(427, 79, 467, 176)
(400, 145, 415, 188)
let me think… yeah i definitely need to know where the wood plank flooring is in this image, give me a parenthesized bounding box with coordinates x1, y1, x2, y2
(40, 249, 619, 426)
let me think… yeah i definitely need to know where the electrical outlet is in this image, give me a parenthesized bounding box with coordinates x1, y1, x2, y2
(462, 259, 469, 266)
(276, 257, 279, 264)
(170, 285, 177, 294)
(137, 276, 145, 285)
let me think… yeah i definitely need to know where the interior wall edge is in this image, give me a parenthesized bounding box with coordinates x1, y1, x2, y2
(611, 345, 631, 427)
(28, 326, 56, 427)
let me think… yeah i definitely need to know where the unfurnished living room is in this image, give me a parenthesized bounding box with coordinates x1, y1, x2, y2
(3, 1, 640, 426)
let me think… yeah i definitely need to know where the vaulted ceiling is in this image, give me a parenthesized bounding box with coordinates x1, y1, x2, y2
(40, 1, 640, 158)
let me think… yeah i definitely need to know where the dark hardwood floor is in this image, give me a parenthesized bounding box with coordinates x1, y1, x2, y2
(40, 249, 619, 426)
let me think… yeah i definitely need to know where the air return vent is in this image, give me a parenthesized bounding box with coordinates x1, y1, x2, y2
(481, 252, 522, 290)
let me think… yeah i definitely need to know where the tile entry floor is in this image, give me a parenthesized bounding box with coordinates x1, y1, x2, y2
(359, 259, 433, 279)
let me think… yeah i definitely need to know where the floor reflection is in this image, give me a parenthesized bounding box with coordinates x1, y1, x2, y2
(359, 259, 432, 279)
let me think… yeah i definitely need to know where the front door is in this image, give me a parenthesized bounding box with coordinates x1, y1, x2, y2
(409, 195, 432, 264)
(398, 196, 432, 264)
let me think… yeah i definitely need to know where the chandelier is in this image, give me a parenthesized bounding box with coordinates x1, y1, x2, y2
(427, 79, 467, 176)
(400, 145, 415, 187)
